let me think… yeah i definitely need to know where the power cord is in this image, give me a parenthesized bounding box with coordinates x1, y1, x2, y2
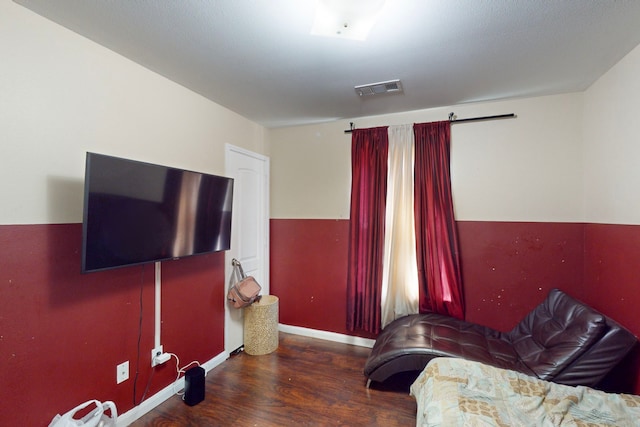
(131, 265, 203, 404)
(167, 353, 201, 399)
(132, 264, 145, 406)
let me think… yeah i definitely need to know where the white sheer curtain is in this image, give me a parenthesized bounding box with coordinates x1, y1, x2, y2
(380, 124, 419, 328)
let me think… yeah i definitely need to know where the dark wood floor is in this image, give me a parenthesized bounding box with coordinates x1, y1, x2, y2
(130, 332, 416, 426)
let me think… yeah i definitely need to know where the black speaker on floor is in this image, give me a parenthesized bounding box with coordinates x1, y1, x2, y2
(184, 366, 205, 406)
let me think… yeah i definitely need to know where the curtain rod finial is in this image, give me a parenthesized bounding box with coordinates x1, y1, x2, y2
(344, 122, 356, 134)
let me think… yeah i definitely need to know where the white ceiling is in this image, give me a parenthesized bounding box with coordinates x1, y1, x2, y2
(15, 0, 640, 128)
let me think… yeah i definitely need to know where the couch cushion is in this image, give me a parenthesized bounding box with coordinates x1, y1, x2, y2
(507, 289, 606, 381)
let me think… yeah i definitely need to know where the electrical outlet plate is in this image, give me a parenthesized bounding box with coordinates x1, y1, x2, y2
(116, 361, 129, 384)
(151, 345, 163, 367)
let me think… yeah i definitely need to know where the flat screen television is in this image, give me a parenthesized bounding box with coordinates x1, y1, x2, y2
(81, 152, 233, 273)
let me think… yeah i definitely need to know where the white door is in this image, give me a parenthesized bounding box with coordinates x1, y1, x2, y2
(224, 144, 269, 354)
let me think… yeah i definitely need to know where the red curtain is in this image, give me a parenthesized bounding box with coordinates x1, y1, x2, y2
(346, 127, 388, 333)
(413, 121, 465, 319)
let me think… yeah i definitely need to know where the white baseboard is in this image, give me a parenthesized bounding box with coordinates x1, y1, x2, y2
(278, 324, 375, 348)
(117, 351, 228, 426)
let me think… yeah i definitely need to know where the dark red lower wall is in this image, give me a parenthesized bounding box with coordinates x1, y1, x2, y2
(583, 224, 640, 333)
(0, 224, 226, 427)
(582, 223, 640, 393)
(270, 218, 640, 393)
(270, 219, 358, 336)
(3, 219, 639, 426)
(457, 221, 585, 331)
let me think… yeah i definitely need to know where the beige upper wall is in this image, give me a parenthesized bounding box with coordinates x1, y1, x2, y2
(270, 39, 640, 224)
(6, 0, 638, 226)
(1, 1, 266, 225)
(583, 43, 640, 225)
(268, 123, 352, 219)
(269, 93, 585, 222)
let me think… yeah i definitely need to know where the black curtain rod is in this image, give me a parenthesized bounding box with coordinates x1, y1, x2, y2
(448, 112, 516, 123)
(343, 112, 516, 133)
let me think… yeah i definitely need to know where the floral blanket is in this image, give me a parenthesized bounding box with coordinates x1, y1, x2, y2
(410, 357, 640, 427)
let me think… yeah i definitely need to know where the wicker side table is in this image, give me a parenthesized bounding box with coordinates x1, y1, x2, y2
(244, 295, 279, 355)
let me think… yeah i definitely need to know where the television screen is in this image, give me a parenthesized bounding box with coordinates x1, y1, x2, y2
(82, 152, 233, 273)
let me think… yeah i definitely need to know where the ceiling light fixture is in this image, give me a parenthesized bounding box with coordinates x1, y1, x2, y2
(311, 0, 387, 41)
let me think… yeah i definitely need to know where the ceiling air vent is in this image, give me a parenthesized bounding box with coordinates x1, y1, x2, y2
(355, 79, 403, 97)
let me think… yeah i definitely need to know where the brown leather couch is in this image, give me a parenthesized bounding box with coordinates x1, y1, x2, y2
(364, 289, 637, 389)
